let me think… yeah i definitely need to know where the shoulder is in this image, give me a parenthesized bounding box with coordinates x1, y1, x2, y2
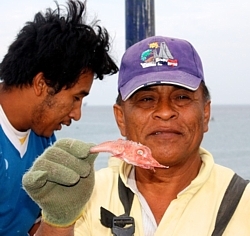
(94, 157, 122, 183)
(94, 165, 120, 189)
(79, 165, 125, 224)
(225, 178, 250, 234)
(87, 160, 131, 209)
(240, 179, 250, 199)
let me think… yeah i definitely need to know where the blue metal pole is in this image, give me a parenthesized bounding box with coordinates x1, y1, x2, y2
(125, 0, 155, 49)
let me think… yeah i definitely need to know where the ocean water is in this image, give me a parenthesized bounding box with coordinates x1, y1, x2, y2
(56, 105, 250, 179)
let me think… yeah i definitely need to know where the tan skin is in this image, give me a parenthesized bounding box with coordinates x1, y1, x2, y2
(113, 84, 211, 224)
(0, 71, 94, 137)
(29, 83, 211, 235)
(35, 223, 75, 236)
(0, 70, 94, 236)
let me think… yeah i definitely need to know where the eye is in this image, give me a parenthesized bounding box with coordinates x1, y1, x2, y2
(131, 90, 159, 109)
(137, 149, 144, 156)
(74, 96, 81, 101)
(172, 94, 192, 106)
(135, 96, 158, 109)
(140, 97, 153, 102)
(176, 95, 190, 100)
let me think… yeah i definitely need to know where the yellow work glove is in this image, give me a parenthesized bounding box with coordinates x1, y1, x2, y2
(22, 138, 98, 227)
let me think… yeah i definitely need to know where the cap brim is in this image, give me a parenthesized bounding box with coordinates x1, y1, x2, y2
(120, 70, 202, 101)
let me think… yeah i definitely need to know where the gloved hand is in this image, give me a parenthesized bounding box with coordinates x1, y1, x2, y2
(22, 138, 98, 227)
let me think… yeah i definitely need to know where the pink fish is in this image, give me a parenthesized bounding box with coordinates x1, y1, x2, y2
(90, 139, 169, 171)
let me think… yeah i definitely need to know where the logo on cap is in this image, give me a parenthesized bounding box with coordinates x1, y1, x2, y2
(140, 41, 178, 68)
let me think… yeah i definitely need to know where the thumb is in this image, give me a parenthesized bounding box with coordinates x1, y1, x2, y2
(54, 138, 96, 159)
(22, 170, 49, 191)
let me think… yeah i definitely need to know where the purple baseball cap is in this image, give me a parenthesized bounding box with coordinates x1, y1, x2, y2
(118, 36, 204, 100)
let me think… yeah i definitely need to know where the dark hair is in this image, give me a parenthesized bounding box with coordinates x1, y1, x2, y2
(0, 0, 118, 93)
(115, 81, 211, 105)
(200, 81, 211, 102)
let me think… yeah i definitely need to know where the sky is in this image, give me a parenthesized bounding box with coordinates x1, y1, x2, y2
(1, 0, 250, 105)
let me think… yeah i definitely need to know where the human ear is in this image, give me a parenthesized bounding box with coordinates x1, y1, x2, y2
(113, 104, 126, 137)
(33, 72, 46, 96)
(203, 100, 211, 133)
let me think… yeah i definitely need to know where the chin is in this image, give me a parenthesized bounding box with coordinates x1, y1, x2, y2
(34, 129, 53, 138)
(45, 131, 54, 138)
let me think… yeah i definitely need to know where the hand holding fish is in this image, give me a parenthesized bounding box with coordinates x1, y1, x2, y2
(22, 138, 98, 227)
(90, 138, 169, 171)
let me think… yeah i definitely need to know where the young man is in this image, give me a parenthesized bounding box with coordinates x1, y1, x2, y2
(22, 36, 250, 235)
(0, 0, 118, 235)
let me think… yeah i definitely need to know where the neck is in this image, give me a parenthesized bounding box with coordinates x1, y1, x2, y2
(135, 154, 202, 224)
(135, 153, 202, 192)
(0, 85, 34, 131)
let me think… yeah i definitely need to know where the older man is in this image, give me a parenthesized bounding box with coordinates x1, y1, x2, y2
(22, 36, 250, 236)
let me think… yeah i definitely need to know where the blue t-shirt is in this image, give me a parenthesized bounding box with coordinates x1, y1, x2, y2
(0, 126, 56, 235)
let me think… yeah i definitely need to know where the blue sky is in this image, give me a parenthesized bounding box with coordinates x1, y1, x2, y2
(1, 0, 250, 105)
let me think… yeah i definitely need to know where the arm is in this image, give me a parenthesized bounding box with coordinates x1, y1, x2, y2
(35, 221, 74, 236)
(29, 221, 40, 236)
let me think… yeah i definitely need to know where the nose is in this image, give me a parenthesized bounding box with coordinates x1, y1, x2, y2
(152, 100, 178, 121)
(69, 103, 82, 121)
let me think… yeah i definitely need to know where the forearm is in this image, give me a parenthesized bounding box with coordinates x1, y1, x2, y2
(35, 221, 75, 236)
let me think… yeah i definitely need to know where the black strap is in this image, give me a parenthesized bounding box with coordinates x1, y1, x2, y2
(101, 173, 248, 236)
(100, 207, 116, 228)
(100, 175, 135, 236)
(211, 173, 249, 236)
(118, 175, 134, 215)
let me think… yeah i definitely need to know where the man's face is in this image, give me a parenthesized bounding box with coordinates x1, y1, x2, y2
(114, 84, 211, 167)
(31, 71, 94, 137)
